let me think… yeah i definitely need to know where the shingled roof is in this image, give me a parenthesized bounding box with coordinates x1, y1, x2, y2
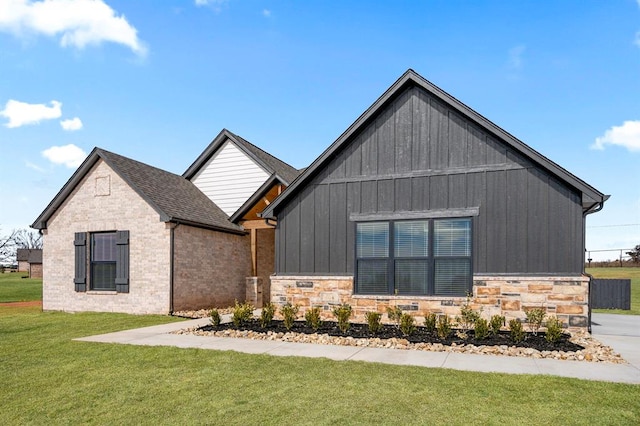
(32, 148, 244, 234)
(183, 129, 301, 185)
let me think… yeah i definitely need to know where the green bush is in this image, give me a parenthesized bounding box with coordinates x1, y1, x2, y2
(509, 319, 525, 343)
(545, 316, 564, 344)
(333, 303, 353, 333)
(210, 308, 221, 326)
(260, 302, 276, 328)
(386, 306, 403, 327)
(399, 313, 416, 336)
(458, 294, 481, 332)
(232, 301, 253, 328)
(424, 312, 437, 333)
(525, 308, 546, 335)
(304, 306, 323, 331)
(280, 303, 299, 331)
(489, 315, 505, 335)
(436, 315, 452, 340)
(474, 317, 490, 340)
(365, 311, 382, 334)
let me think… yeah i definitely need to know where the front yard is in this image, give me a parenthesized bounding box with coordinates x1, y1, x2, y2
(1, 272, 639, 424)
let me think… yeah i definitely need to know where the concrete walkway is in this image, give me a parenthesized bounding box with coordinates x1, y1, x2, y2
(76, 313, 640, 385)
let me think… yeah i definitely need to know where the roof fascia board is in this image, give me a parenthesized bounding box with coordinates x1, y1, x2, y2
(170, 218, 246, 235)
(263, 69, 605, 218)
(229, 174, 280, 223)
(31, 148, 101, 229)
(182, 129, 230, 179)
(183, 129, 275, 180)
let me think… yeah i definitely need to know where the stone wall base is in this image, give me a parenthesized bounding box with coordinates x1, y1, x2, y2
(270, 274, 590, 331)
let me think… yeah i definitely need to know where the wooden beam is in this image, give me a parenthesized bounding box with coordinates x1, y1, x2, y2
(250, 228, 257, 277)
(241, 219, 276, 230)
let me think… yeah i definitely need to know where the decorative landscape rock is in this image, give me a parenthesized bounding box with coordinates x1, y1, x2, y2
(171, 311, 625, 364)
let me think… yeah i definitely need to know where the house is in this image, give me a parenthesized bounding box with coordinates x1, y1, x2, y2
(262, 69, 607, 330)
(32, 130, 299, 314)
(16, 248, 43, 279)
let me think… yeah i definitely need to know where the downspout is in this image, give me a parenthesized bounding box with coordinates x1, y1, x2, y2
(169, 223, 180, 314)
(583, 199, 607, 333)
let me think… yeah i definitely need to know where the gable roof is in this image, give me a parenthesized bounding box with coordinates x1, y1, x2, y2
(262, 69, 608, 218)
(183, 129, 301, 185)
(17, 248, 42, 264)
(32, 148, 244, 234)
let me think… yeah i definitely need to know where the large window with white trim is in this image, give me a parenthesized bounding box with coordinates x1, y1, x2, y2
(355, 218, 471, 296)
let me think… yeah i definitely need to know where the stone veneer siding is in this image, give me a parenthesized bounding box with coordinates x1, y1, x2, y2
(270, 274, 590, 331)
(172, 224, 251, 310)
(42, 160, 172, 314)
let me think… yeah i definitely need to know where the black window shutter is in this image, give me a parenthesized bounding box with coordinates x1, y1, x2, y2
(115, 230, 129, 293)
(74, 232, 86, 292)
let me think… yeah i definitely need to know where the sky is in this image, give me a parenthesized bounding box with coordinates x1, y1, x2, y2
(0, 0, 639, 261)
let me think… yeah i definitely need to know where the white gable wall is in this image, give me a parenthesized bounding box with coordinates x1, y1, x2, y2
(191, 140, 270, 216)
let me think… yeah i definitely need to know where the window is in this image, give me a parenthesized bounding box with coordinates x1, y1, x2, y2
(91, 232, 117, 290)
(74, 230, 129, 293)
(355, 218, 471, 296)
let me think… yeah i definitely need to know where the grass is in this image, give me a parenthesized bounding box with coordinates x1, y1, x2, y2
(1, 305, 640, 424)
(587, 267, 640, 315)
(0, 272, 42, 302)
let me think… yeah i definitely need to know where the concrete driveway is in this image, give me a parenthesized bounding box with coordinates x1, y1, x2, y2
(591, 313, 640, 372)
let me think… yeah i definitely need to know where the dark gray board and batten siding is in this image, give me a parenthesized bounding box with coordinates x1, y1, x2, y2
(276, 85, 584, 276)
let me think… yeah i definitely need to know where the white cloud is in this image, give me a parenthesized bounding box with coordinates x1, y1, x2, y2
(262, 9, 271, 18)
(60, 117, 82, 131)
(592, 120, 640, 152)
(25, 161, 45, 173)
(42, 144, 87, 168)
(0, 99, 62, 128)
(194, 0, 228, 12)
(0, 0, 146, 56)
(507, 44, 526, 70)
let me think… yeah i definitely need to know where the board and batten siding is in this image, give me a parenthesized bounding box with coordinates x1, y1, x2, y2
(276, 85, 584, 276)
(191, 141, 270, 216)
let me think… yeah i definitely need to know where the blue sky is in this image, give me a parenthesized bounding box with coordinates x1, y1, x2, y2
(0, 0, 639, 261)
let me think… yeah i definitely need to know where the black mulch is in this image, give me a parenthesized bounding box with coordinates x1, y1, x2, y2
(198, 319, 584, 352)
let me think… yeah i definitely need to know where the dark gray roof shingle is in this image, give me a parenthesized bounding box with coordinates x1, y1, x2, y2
(97, 149, 243, 233)
(32, 148, 244, 234)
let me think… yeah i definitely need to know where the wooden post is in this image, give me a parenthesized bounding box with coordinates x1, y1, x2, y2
(250, 228, 257, 277)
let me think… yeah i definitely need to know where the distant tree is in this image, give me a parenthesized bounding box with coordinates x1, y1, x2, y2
(0, 227, 18, 264)
(14, 229, 43, 250)
(627, 245, 640, 263)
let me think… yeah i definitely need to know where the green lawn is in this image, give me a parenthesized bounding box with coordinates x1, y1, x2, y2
(0, 272, 42, 302)
(587, 267, 640, 315)
(1, 305, 639, 424)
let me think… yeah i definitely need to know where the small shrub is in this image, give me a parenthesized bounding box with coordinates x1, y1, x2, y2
(399, 313, 416, 336)
(232, 300, 253, 328)
(365, 311, 383, 334)
(509, 319, 525, 343)
(436, 315, 452, 340)
(260, 302, 276, 328)
(545, 316, 564, 344)
(280, 302, 299, 331)
(525, 308, 546, 335)
(386, 306, 403, 327)
(333, 303, 353, 333)
(424, 312, 437, 333)
(458, 294, 481, 332)
(474, 317, 490, 340)
(489, 315, 505, 335)
(210, 308, 221, 326)
(304, 306, 322, 331)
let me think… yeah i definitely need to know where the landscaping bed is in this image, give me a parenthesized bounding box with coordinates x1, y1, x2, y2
(197, 319, 583, 352)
